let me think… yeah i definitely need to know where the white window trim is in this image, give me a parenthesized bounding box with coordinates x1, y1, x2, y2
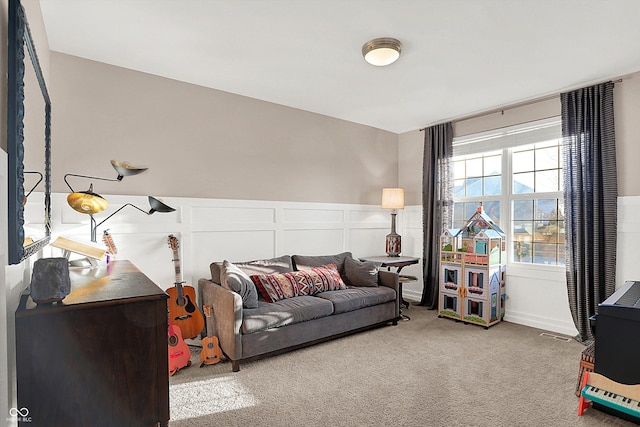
(453, 117, 561, 155)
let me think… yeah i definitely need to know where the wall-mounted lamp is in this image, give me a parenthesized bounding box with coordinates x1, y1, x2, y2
(382, 187, 404, 256)
(64, 160, 175, 242)
(362, 37, 402, 66)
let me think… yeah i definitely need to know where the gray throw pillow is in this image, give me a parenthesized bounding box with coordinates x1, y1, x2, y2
(211, 255, 294, 283)
(220, 260, 259, 309)
(234, 255, 294, 277)
(292, 252, 352, 276)
(344, 256, 380, 287)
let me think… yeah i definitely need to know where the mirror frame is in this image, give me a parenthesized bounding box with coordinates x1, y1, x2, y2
(7, 0, 52, 264)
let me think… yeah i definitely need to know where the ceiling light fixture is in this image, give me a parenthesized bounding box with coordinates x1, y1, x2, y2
(362, 37, 402, 66)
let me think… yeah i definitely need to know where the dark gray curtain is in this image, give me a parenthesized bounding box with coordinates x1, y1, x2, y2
(420, 122, 453, 308)
(562, 81, 617, 343)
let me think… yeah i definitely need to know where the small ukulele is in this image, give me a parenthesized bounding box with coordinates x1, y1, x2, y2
(166, 235, 205, 339)
(200, 304, 223, 367)
(168, 321, 191, 376)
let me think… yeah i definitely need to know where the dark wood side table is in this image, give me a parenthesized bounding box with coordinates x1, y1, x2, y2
(15, 260, 169, 427)
(360, 255, 420, 320)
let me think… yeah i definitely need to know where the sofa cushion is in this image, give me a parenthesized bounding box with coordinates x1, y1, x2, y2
(315, 286, 396, 314)
(210, 255, 293, 284)
(250, 263, 346, 302)
(241, 296, 334, 334)
(251, 270, 318, 302)
(220, 260, 259, 309)
(292, 252, 352, 277)
(344, 257, 380, 287)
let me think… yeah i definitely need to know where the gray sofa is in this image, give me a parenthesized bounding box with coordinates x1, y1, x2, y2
(198, 252, 399, 371)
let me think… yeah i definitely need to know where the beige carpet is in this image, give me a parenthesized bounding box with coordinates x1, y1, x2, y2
(168, 305, 636, 426)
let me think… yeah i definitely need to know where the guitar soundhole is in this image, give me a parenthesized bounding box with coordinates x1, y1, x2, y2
(207, 343, 213, 349)
(185, 295, 196, 313)
(168, 334, 178, 347)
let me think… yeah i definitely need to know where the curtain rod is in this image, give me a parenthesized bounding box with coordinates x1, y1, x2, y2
(419, 78, 624, 132)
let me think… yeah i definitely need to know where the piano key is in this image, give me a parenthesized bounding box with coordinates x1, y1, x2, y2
(583, 386, 640, 417)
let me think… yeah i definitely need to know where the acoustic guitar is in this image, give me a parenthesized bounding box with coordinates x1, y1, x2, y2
(168, 322, 191, 376)
(166, 235, 205, 339)
(200, 304, 223, 367)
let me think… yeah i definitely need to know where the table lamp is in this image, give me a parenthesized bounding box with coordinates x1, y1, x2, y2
(382, 187, 404, 256)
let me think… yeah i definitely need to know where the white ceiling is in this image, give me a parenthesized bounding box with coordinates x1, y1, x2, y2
(39, 0, 640, 134)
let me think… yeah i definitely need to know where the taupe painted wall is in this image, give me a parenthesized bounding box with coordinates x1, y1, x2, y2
(452, 97, 560, 138)
(398, 74, 640, 204)
(48, 53, 399, 205)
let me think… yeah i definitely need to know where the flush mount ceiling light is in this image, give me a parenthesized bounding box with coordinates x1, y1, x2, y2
(362, 37, 402, 66)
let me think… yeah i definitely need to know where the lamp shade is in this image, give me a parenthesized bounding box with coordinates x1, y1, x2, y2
(382, 188, 404, 210)
(362, 38, 402, 66)
(148, 196, 175, 214)
(67, 186, 109, 215)
(110, 160, 148, 180)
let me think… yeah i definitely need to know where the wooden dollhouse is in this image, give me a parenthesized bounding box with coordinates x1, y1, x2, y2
(438, 204, 506, 328)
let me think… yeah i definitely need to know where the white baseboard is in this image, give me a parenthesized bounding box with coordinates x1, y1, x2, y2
(504, 309, 578, 338)
(403, 291, 578, 337)
(402, 289, 423, 303)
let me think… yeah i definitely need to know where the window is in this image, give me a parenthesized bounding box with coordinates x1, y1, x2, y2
(511, 141, 564, 265)
(452, 152, 502, 230)
(452, 118, 564, 266)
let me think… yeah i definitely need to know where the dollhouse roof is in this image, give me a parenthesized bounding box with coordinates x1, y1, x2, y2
(443, 228, 462, 237)
(462, 210, 506, 237)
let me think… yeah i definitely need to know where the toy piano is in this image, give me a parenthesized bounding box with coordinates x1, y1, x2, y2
(578, 371, 640, 420)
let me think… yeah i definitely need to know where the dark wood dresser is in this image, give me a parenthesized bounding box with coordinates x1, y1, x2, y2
(15, 260, 169, 427)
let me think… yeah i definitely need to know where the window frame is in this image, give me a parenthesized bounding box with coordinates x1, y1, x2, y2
(451, 117, 565, 272)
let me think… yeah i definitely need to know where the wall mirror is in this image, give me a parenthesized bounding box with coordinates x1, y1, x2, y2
(7, 0, 52, 264)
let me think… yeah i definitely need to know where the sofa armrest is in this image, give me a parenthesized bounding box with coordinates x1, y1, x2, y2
(198, 278, 243, 364)
(378, 270, 400, 319)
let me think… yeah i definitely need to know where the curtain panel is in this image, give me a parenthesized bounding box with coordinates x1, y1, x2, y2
(561, 81, 617, 343)
(420, 122, 453, 308)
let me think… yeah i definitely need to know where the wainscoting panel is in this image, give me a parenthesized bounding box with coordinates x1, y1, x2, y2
(617, 196, 640, 288)
(190, 230, 278, 282)
(25, 192, 616, 336)
(503, 264, 576, 337)
(281, 229, 345, 256)
(192, 206, 275, 224)
(193, 230, 277, 260)
(348, 210, 388, 224)
(348, 228, 388, 258)
(111, 231, 189, 285)
(398, 205, 424, 302)
(404, 208, 423, 227)
(282, 208, 343, 224)
(40, 193, 397, 293)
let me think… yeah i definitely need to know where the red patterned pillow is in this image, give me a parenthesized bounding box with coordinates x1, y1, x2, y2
(251, 270, 316, 302)
(309, 263, 347, 293)
(250, 263, 346, 302)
